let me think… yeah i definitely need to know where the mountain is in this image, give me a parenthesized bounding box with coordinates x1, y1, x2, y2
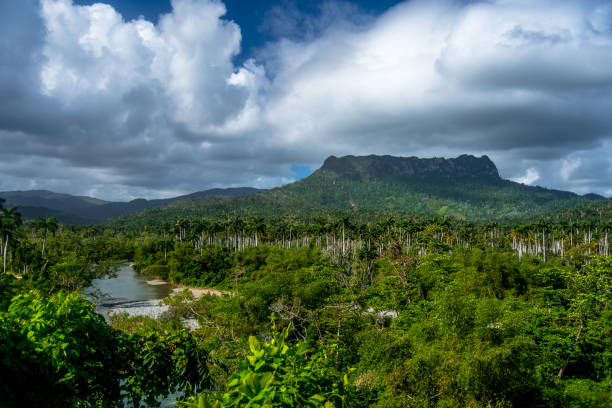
(4, 155, 608, 225)
(281, 154, 589, 219)
(0, 190, 108, 211)
(319, 154, 501, 180)
(106, 154, 609, 228)
(0, 187, 265, 223)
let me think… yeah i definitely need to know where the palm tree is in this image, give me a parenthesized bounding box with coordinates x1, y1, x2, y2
(249, 217, 266, 247)
(229, 217, 244, 250)
(1, 207, 23, 274)
(35, 216, 58, 256)
(338, 216, 353, 256)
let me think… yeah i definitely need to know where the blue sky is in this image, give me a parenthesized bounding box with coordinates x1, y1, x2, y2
(1, 0, 612, 200)
(75, 0, 403, 64)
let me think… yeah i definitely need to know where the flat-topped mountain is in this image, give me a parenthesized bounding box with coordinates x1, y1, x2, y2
(277, 154, 598, 218)
(321, 154, 500, 180)
(104, 154, 608, 228)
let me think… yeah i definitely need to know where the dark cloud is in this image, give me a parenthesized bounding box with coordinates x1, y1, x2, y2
(1, 0, 612, 200)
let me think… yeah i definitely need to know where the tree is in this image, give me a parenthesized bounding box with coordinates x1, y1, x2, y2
(35, 216, 58, 257)
(1, 207, 22, 274)
(558, 256, 612, 378)
(0, 291, 128, 406)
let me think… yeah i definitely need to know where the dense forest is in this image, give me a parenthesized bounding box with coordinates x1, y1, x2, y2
(1, 192, 611, 407)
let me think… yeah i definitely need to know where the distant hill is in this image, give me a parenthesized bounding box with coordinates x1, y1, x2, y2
(106, 154, 609, 228)
(0, 190, 108, 212)
(0, 187, 265, 223)
(14, 206, 92, 225)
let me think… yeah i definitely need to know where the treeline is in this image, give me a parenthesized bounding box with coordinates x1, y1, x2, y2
(129, 213, 612, 288)
(0, 202, 134, 299)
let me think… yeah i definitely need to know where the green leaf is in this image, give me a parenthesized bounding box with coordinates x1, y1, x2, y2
(249, 336, 260, 354)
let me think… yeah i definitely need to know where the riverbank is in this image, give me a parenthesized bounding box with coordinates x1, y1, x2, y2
(171, 285, 232, 298)
(87, 264, 231, 325)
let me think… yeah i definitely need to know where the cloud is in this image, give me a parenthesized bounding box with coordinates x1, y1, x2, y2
(1, 0, 612, 200)
(0, 0, 280, 199)
(512, 168, 540, 185)
(561, 158, 581, 182)
(256, 0, 612, 194)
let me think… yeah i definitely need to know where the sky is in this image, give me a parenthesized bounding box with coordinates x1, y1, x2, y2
(1, 0, 611, 201)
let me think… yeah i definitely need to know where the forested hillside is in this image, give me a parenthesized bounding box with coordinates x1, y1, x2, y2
(284, 155, 603, 219)
(107, 155, 607, 229)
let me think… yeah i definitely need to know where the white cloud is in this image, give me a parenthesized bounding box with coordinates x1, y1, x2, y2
(1, 0, 612, 199)
(512, 168, 540, 185)
(560, 158, 581, 182)
(39, 0, 264, 134)
(260, 0, 612, 153)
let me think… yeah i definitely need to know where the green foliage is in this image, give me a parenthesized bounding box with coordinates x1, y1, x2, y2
(181, 321, 354, 408)
(0, 291, 217, 407)
(235, 247, 337, 328)
(167, 243, 232, 286)
(564, 257, 612, 323)
(142, 264, 170, 279)
(0, 291, 128, 407)
(126, 327, 215, 406)
(1, 196, 612, 407)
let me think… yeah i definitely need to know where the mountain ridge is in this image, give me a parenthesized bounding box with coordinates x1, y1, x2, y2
(0, 187, 266, 223)
(320, 154, 501, 180)
(2, 154, 608, 224)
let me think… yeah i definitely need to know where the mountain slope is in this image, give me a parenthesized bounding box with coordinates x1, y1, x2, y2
(108, 154, 608, 227)
(0, 187, 265, 223)
(281, 154, 593, 219)
(0, 190, 108, 212)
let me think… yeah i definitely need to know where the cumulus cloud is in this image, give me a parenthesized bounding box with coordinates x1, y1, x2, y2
(512, 168, 540, 186)
(257, 0, 612, 195)
(1, 0, 612, 200)
(0, 0, 277, 199)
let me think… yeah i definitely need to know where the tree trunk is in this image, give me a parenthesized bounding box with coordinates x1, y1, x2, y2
(558, 324, 584, 379)
(42, 230, 47, 256)
(3, 236, 8, 274)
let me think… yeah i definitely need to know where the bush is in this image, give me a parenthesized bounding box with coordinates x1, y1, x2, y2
(0, 291, 128, 407)
(180, 322, 356, 407)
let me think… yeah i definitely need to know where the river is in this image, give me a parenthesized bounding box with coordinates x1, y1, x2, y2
(85, 263, 173, 321)
(85, 264, 186, 407)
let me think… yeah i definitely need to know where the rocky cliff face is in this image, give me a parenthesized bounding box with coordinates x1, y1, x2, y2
(320, 154, 500, 180)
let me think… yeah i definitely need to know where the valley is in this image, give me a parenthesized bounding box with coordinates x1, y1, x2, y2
(1, 154, 611, 407)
